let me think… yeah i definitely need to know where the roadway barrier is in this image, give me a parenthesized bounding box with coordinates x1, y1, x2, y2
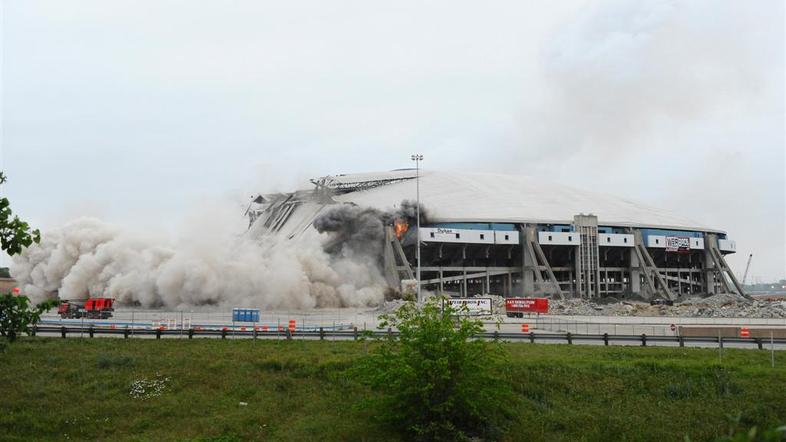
(27, 324, 786, 350)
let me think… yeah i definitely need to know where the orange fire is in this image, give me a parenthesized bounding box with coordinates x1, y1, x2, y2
(394, 219, 409, 240)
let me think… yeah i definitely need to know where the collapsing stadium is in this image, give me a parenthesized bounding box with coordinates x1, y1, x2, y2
(247, 169, 747, 301)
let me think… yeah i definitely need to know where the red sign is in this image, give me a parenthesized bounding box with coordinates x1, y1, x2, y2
(670, 324, 676, 332)
(506, 298, 549, 314)
(740, 327, 750, 337)
(521, 324, 529, 333)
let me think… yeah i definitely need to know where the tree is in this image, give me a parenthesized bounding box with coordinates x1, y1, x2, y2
(0, 172, 51, 343)
(0, 295, 57, 342)
(0, 172, 40, 256)
(356, 299, 516, 441)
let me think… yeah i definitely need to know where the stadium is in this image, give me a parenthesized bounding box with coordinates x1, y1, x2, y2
(246, 169, 745, 301)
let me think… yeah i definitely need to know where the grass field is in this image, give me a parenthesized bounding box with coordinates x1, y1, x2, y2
(1, 338, 784, 441)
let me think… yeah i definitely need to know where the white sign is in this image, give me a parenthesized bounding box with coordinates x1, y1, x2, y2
(446, 298, 492, 316)
(665, 236, 691, 252)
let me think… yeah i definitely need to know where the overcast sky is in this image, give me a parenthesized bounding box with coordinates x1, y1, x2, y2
(1, 0, 784, 281)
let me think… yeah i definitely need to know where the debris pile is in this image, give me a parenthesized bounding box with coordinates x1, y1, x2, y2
(550, 294, 786, 319)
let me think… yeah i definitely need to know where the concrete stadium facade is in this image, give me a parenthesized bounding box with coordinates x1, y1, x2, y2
(247, 170, 746, 300)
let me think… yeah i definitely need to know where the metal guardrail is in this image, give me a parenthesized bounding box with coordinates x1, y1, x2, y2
(28, 325, 786, 349)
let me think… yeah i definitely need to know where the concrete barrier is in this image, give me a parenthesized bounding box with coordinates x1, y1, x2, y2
(679, 326, 786, 338)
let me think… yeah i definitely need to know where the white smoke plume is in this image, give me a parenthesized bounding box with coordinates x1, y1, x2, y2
(10, 202, 393, 309)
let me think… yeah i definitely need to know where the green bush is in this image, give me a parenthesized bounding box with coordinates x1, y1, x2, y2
(0, 293, 58, 342)
(356, 298, 516, 441)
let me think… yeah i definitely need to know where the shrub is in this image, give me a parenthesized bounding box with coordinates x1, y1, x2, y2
(356, 298, 516, 441)
(0, 293, 58, 342)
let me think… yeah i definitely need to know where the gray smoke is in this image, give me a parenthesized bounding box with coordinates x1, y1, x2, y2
(10, 199, 423, 308)
(313, 199, 428, 257)
(313, 205, 388, 257)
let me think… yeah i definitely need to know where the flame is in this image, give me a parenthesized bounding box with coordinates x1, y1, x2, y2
(394, 219, 409, 240)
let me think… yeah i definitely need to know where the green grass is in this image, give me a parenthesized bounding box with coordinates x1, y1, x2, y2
(0, 338, 784, 441)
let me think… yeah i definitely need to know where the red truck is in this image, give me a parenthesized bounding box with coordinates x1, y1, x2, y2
(58, 298, 115, 319)
(505, 298, 548, 318)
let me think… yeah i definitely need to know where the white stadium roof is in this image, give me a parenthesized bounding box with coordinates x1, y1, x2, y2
(328, 170, 721, 233)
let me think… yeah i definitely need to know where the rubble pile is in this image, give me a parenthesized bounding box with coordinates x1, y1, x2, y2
(550, 294, 786, 319)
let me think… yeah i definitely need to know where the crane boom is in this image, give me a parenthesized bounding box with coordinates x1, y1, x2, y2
(741, 253, 753, 285)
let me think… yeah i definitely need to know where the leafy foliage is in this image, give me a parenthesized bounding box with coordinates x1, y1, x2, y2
(356, 298, 516, 441)
(0, 172, 40, 256)
(0, 293, 57, 342)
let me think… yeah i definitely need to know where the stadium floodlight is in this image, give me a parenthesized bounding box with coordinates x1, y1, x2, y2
(411, 154, 423, 303)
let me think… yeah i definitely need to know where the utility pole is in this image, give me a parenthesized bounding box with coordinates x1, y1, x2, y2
(411, 154, 423, 303)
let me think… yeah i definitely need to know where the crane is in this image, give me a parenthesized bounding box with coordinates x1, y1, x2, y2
(741, 253, 753, 285)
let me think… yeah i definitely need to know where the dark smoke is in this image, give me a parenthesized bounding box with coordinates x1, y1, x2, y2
(313, 199, 428, 257)
(395, 199, 429, 224)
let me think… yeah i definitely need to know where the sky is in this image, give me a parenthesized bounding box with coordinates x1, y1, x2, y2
(1, 0, 784, 282)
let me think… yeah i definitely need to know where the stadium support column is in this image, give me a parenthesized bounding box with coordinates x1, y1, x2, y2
(703, 233, 718, 295)
(629, 244, 642, 296)
(704, 233, 750, 299)
(519, 224, 535, 295)
(574, 214, 601, 298)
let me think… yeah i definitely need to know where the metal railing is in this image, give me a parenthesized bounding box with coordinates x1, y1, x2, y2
(29, 324, 786, 351)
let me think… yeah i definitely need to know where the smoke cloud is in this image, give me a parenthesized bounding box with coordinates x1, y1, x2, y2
(313, 199, 427, 257)
(10, 198, 427, 309)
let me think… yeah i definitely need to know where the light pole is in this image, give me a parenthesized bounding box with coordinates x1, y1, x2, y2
(411, 154, 423, 303)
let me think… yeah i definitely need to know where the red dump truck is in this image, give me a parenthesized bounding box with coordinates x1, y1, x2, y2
(505, 298, 549, 318)
(58, 298, 115, 319)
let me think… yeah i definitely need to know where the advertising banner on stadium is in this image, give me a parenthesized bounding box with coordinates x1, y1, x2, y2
(665, 236, 691, 252)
